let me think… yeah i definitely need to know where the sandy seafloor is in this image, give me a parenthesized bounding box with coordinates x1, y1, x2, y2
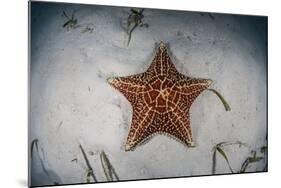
(29, 2, 268, 187)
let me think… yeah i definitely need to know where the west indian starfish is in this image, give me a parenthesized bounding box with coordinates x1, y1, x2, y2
(108, 42, 214, 151)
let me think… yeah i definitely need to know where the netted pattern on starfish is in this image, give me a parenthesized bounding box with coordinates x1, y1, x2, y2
(108, 41, 212, 151)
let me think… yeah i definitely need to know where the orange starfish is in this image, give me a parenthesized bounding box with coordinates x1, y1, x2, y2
(108, 42, 212, 151)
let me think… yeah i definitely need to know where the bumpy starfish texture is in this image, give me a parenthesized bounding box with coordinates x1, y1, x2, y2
(108, 42, 212, 151)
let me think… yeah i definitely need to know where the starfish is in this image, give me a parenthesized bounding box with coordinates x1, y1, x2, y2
(108, 42, 212, 151)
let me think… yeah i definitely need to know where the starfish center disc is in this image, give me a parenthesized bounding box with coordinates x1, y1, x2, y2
(142, 77, 176, 113)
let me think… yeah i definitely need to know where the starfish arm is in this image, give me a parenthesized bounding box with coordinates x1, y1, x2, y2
(175, 78, 212, 107)
(146, 42, 178, 77)
(107, 74, 147, 104)
(125, 102, 155, 151)
(165, 108, 194, 147)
